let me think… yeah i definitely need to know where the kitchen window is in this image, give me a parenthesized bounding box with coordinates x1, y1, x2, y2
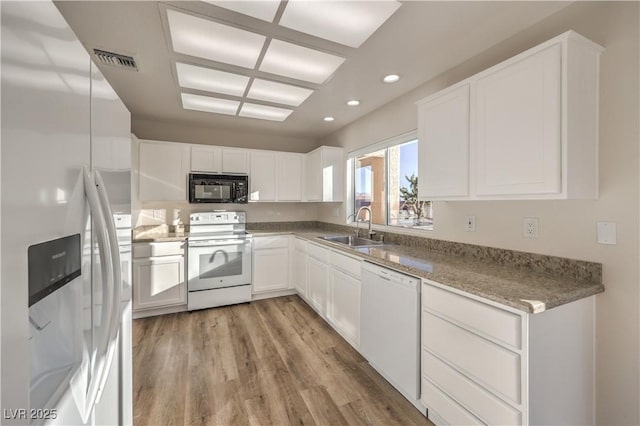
(348, 132, 433, 231)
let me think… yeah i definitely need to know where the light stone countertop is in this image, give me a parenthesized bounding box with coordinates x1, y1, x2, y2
(135, 227, 604, 314)
(132, 225, 188, 243)
(253, 230, 604, 314)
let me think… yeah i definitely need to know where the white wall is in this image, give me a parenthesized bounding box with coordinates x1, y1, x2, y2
(132, 117, 317, 153)
(318, 3, 639, 424)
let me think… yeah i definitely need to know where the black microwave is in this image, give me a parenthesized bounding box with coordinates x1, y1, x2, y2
(188, 173, 249, 204)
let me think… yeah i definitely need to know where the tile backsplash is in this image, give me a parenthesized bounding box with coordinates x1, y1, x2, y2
(134, 202, 320, 227)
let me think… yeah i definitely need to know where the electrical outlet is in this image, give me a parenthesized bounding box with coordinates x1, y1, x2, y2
(523, 217, 539, 238)
(464, 215, 476, 232)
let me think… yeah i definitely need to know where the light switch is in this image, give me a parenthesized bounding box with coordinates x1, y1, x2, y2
(597, 221, 617, 245)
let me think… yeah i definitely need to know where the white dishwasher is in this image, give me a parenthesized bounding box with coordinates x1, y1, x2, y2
(361, 262, 422, 409)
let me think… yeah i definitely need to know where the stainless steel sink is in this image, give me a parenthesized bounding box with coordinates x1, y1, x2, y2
(320, 235, 384, 247)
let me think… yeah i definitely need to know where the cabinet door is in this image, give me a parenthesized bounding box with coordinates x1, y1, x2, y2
(222, 148, 249, 173)
(307, 256, 328, 316)
(139, 141, 189, 201)
(191, 145, 222, 172)
(306, 149, 322, 202)
(475, 43, 562, 196)
(294, 249, 308, 298)
(328, 268, 361, 346)
(277, 152, 303, 201)
(133, 256, 186, 310)
(321, 147, 344, 202)
(418, 84, 469, 199)
(249, 151, 276, 201)
(252, 248, 289, 293)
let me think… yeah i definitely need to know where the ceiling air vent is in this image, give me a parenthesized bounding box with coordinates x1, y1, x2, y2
(93, 49, 138, 71)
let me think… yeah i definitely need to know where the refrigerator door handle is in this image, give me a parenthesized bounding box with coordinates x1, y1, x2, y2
(82, 166, 116, 422)
(94, 169, 123, 403)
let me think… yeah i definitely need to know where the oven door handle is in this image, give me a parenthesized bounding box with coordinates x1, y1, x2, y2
(189, 239, 251, 247)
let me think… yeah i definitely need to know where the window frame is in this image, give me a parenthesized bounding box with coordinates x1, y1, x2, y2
(346, 130, 434, 234)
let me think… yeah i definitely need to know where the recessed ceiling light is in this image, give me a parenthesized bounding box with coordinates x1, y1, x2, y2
(347, 100, 360, 106)
(176, 63, 249, 96)
(247, 79, 314, 107)
(383, 74, 400, 83)
(167, 9, 266, 69)
(239, 103, 293, 122)
(181, 93, 239, 115)
(202, 0, 281, 22)
(259, 39, 346, 84)
(323, 116, 335, 122)
(279, 1, 401, 48)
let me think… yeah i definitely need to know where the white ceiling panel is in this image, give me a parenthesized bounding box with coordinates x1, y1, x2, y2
(279, 0, 401, 48)
(181, 92, 240, 115)
(203, 0, 281, 22)
(56, 1, 574, 138)
(247, 78, 314, 106)
(176, 62, 249, 96)
(167, 9, 266, 68)
(259, 39, 345, 84)
(239, 102, 293, 121)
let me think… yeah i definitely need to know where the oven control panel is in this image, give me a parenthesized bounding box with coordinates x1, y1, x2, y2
(190, 211, 246, 225)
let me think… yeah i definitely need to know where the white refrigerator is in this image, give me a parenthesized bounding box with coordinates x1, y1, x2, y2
(1, 1, 132, 425)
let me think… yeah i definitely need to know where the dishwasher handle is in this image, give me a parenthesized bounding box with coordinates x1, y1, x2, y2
(362, 261, 420, 288)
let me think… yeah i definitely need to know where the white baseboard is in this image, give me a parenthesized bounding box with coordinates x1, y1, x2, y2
(251, 288, 297, 301)
(133, 304, 187, 319)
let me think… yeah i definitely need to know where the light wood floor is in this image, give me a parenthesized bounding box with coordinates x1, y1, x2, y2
(133, 295, 433, 426)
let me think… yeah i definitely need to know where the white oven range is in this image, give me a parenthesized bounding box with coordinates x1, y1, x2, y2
(187, 211, 252, 311)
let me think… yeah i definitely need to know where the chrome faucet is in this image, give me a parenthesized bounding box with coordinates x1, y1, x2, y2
(355, 206, 376, 239)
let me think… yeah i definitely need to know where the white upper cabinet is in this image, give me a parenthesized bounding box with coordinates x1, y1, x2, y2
(222, 148, 249, 174)
(138, 140, 342, 203)
(306, 146, 344, 202)
(277, 152, 304, 201)
(417, 31, 603, 200)
(306, 149, 322, 202)
(249, 150, 276, 201)
(418, 84, 470, 199)
(475, 44, 562, 197)
(191, 145, 222, 173)
(138, 140, 190, 201)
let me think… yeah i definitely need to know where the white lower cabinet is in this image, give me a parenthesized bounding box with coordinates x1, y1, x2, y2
(305, 242, 334, 316)
(252, 235, 289, 293)
(421, 280, 595, 426)
(132, 242, 186, 312)
(327, 251, 361, 347)
(293, 238, 308, 298)
(307, 253, 328, 316)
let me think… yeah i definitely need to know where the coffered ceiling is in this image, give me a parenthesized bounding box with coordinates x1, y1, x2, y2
(55, 1, 570, 139)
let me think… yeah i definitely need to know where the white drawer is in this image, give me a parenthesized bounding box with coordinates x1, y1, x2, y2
(423, 311, 522, 405)
(307, 242, 329, 263)
(422, 350, 522, 425)
(422, 379, 483, 426)
(423, 282, 522, 349)
(329, 251, 361, 278)
(253, 235, 289, 250)
(294, 237, 307, 252)
(133, 241, 184, 258)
